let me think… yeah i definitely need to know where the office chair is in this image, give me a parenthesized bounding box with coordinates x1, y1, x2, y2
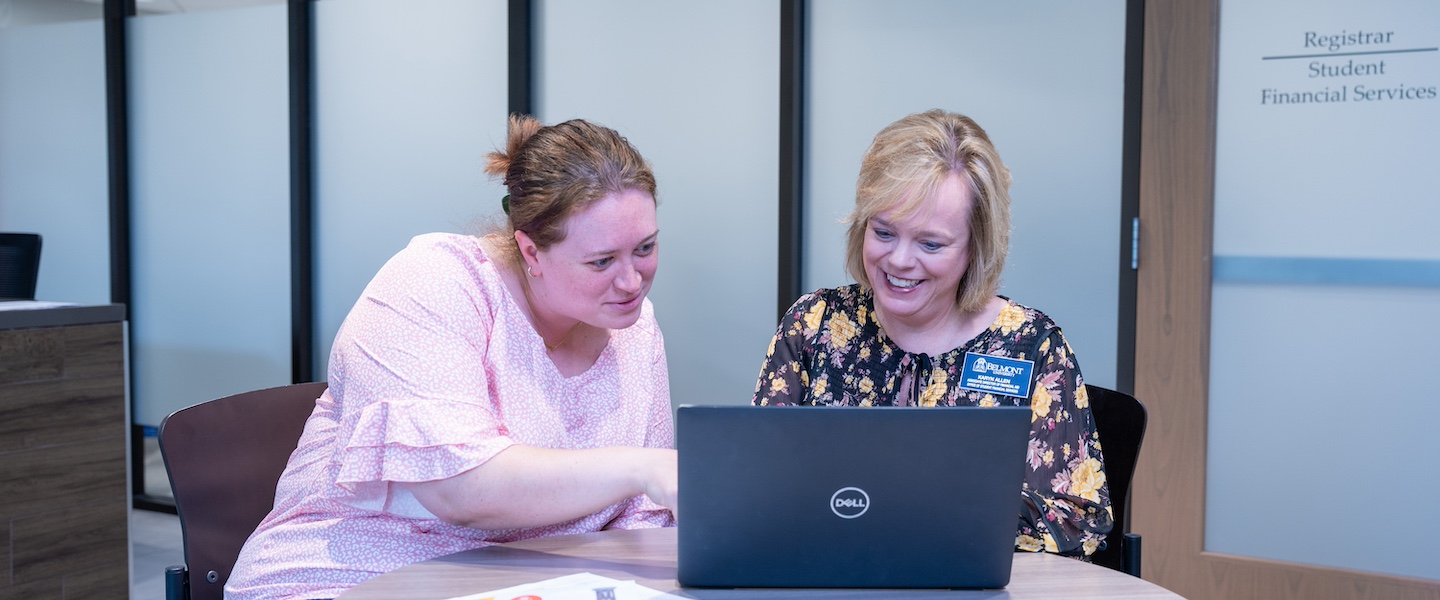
(0, 232, 42, 300)
(1085, 384, 1147, 577)
(158, 381, 327, 600)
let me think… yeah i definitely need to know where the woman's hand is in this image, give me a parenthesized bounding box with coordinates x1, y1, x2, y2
(635, 448, 678, 520)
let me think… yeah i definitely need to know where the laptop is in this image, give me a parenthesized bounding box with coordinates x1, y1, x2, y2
(676, 405, 1031, 589)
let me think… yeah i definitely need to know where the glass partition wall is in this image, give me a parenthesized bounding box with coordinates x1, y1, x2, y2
(0, 3, 109, 304)
(128, 2, 292, 499)
(5, 0, 1142, 513)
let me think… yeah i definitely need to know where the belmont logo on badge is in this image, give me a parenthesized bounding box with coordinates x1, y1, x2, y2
(971, 357, 1024, 377)
(830, 487, 870, 519)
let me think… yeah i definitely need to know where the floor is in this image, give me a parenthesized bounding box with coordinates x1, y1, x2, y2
(132, 436, 184, 600)
(132, 509, 184, 599)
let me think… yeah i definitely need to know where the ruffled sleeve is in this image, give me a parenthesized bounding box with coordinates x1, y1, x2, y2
(321, 235, 516, 511)
(335, 398, 514, 492)
(1014, 328, 1114, 557)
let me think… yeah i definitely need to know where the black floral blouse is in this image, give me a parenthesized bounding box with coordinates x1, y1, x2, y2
(753, 284, 1113, 558)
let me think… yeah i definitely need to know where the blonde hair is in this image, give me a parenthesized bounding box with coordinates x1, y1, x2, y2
(843, 109, 1012, 313)
(484, 114, 656, 257)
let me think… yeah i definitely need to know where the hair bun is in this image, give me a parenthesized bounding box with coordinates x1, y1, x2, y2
(484, 113, 545, 179)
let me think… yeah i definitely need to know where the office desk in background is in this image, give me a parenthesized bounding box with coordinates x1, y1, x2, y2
(0, 301, 129, 596)
(340, 528, 1183, 599)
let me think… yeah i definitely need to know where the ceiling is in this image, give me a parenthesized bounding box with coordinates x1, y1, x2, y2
(80, 0, 285, 15)
(0, 0, 285, 27)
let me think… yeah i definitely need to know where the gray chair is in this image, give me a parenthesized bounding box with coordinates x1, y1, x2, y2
(159, 382, 327, 600)
(1085, 384, 1147, 577)
(0, 232, 42, 300)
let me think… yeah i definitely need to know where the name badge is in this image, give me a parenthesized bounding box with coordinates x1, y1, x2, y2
(959, 353, 1035, 398)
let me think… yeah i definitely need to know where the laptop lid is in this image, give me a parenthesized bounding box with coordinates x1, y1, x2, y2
(676, 405, 1031, 589)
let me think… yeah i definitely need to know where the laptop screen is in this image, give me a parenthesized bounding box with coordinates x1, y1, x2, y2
(676, 405, 1031, 589)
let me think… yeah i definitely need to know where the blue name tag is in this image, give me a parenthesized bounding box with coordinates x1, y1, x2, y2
(959, 353, 1035, 398)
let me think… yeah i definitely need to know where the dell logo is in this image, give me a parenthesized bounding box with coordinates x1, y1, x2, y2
(830, 486, 870, 519)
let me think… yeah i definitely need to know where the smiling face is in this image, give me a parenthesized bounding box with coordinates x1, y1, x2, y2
(524, 188, 659, 331)
(862, 173, 973, 329)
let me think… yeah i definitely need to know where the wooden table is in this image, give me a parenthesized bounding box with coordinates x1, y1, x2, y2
(0, 301, 128, 597)
(340, 528, 1184, 599)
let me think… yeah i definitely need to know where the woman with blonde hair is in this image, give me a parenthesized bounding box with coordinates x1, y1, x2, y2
(754, 109, 1112, 558)
(229, 115, 676, 599)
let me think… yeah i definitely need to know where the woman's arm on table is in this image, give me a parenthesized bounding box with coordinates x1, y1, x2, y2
(407, 445, 677, 531)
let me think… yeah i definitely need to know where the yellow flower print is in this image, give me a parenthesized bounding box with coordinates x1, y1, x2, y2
(769, 377, 788, 395)
(859, 346, 871, 359)
(1030, 385, 1053, 423)
(1016, 535, 1044, 552)
(803, 300, 827, 333)
(800, 370, 809, 386)
(918, 367, 948, 407)
(1039, 337, 1051, 354)
(1062, 443, 1072, 458)
(828, 312, 859, 349)
(1043, 534, 1058, 553)
(858, 377, 875, 395)
(1075, 384, 1089, 409)
(857, 305, 869, 325)
(1082, 537, 1100, 556)
(766, 336, 777, 358)
(813, 375, 828, 397)
(1042, 449, 1054, 467)
(1069, 457, 1107, 503)
(994, 304, 1026, 335)
(979, 394, 998, 408)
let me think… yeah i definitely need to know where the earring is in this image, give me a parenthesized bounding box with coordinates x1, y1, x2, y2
(527, 266, 536, 277)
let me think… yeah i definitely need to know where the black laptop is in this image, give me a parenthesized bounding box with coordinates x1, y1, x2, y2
(676, 405, 1031, 589)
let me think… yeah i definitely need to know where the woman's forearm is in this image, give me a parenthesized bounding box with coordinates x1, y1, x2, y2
(407, 445, 676, 530)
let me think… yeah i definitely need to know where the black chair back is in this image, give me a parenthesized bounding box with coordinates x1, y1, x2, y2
(0, 233, 42, 300)
(159, 382, 326, 600)
(1085, 384, 1147, 576)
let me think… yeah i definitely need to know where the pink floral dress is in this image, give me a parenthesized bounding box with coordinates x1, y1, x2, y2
(227, 234, 675, 600)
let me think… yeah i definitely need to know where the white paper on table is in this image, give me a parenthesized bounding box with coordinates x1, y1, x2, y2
(445, 572, 687, 600)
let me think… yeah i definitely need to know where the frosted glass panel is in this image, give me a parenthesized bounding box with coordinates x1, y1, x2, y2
(806, 0, 1127, 388)
(313, 0, 508, 378)
(1207, 284, 1440, 579)
(130, 6, 291, 425)
(1209, 0, 1440, 581)
(0, 20, 109, 305)
(1214, 1, 1440, 261)
(539, 0, 779, 407)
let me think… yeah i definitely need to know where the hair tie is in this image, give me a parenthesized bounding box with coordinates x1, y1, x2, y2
(501, 194, 511, 216)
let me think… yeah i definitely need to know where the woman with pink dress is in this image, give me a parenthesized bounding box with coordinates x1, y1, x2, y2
(228, 116, 677, 600)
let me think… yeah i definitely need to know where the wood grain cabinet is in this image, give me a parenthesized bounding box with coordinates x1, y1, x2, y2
(0, 305, 128, 599)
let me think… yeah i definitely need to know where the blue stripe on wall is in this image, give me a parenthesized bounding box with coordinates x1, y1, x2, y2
(1213, 256, 1440, 288)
